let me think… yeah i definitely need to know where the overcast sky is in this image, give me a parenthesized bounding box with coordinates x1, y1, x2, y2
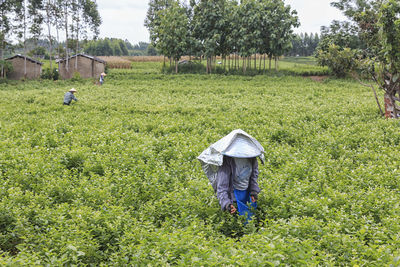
(97, 0, 346, 45)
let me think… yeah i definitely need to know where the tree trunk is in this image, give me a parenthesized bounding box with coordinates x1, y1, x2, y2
(254, 54, 256, 70)
(56, 23, 60, 60)
(351, 73, 384, 117)
(263, 54, 266, 72)
(214, 56, 217, 72)
(23, 0, 27, 78)
(269, 55, 272, 70)
(46, 3, 53, 70)
(0, 47, 3, 78)
(0, 8, 4, 78)
(223, 56, 226, 72)
(175, 60, 178, 74)
(75, 14, 79, 70)
(384, 93, 397, 118)
(64, 4, 69, 72)
(259, 54, 262, 71)
(0, 37, 3, 78)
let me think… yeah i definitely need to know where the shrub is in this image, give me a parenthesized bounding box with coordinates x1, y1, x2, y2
(61, 153, 85, 171)
(316, 44, 358, 77)
(71, 71, 82, 81)
(41, 68, 59, 80)
(0, 60, 13, 78)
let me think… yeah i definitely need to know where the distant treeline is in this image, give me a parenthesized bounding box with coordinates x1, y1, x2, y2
(84, 39, 157, 56)
(9, 38, 158, 58)
(84, 38, 129, 56)
(287, 33, 320, 57)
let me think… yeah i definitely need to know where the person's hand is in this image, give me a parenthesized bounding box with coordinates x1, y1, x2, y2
(251, 196, 256, 203)
(229, 204, 237, 214)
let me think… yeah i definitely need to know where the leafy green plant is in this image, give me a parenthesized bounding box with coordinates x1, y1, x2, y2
(71, 71, 82, 81)
(317, 44, 358, 77)
(41, 68, 59, 80)
(61, 153, 85, 171)
(0, 60, 13, 78)
(1, 62, 400, 265)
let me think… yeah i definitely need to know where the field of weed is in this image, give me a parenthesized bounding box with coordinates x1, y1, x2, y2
(1, 63, 400, 265)
(98, 56, 132, 69)
(280, 56, 319, 65)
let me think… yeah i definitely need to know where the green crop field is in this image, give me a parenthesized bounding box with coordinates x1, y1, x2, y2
(1, 62, 400, 265)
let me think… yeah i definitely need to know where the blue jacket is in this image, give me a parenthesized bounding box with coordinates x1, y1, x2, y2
(216, 156, 260, 211)
(63, 92, 78, 104)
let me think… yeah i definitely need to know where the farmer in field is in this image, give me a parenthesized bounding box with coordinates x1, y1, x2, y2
(99, 72, 106, 85)
(63, 88, 78, 105)
(198, 129, 264, 221)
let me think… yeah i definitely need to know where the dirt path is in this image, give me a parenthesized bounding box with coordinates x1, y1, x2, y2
(309, 76, 329, 82)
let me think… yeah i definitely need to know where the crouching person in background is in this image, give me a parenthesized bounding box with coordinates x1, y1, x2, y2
(63, 88, 78, 105)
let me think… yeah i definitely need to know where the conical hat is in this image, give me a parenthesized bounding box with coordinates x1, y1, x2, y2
(222, 134, 262, 158)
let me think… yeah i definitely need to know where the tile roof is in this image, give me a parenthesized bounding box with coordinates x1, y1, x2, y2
(6, 54, 43, 65)
(57, 53, 106, 64)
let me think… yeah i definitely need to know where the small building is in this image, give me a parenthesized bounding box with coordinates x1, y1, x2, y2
(57, 54, 106, 79)
(5, 54, 43, 80)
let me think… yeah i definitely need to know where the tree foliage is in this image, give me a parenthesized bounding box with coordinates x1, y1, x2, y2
(157, 1, 189, 73)
(286, 33, 320, 57)
(84, 38, 130, 56)
(324, 0, 400, 117)
(317, 44, 357, 77)
(145, 0, 299, 73)
(315, 20, 364, 77)
(0, 0, 16, 77)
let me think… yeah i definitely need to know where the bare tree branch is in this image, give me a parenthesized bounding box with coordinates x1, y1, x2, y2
(351, 72, 384, 117)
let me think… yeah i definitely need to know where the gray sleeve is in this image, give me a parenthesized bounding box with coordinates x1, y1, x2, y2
(248, 158, 260, 195)
(216, 158, 233, 211)
(73, 94, 78, 101)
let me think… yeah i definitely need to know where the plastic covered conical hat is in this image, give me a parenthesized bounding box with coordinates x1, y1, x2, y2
(197, 129, 264, 192)
(222, 134, 262, 158)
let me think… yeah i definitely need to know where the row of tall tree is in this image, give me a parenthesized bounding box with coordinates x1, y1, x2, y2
(145, 0, 299, 73)
(83, 39, 158, 56)
(84, 38, 130, 56)
(287, 33, 320, 57)
(0, 0, 101, 78)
